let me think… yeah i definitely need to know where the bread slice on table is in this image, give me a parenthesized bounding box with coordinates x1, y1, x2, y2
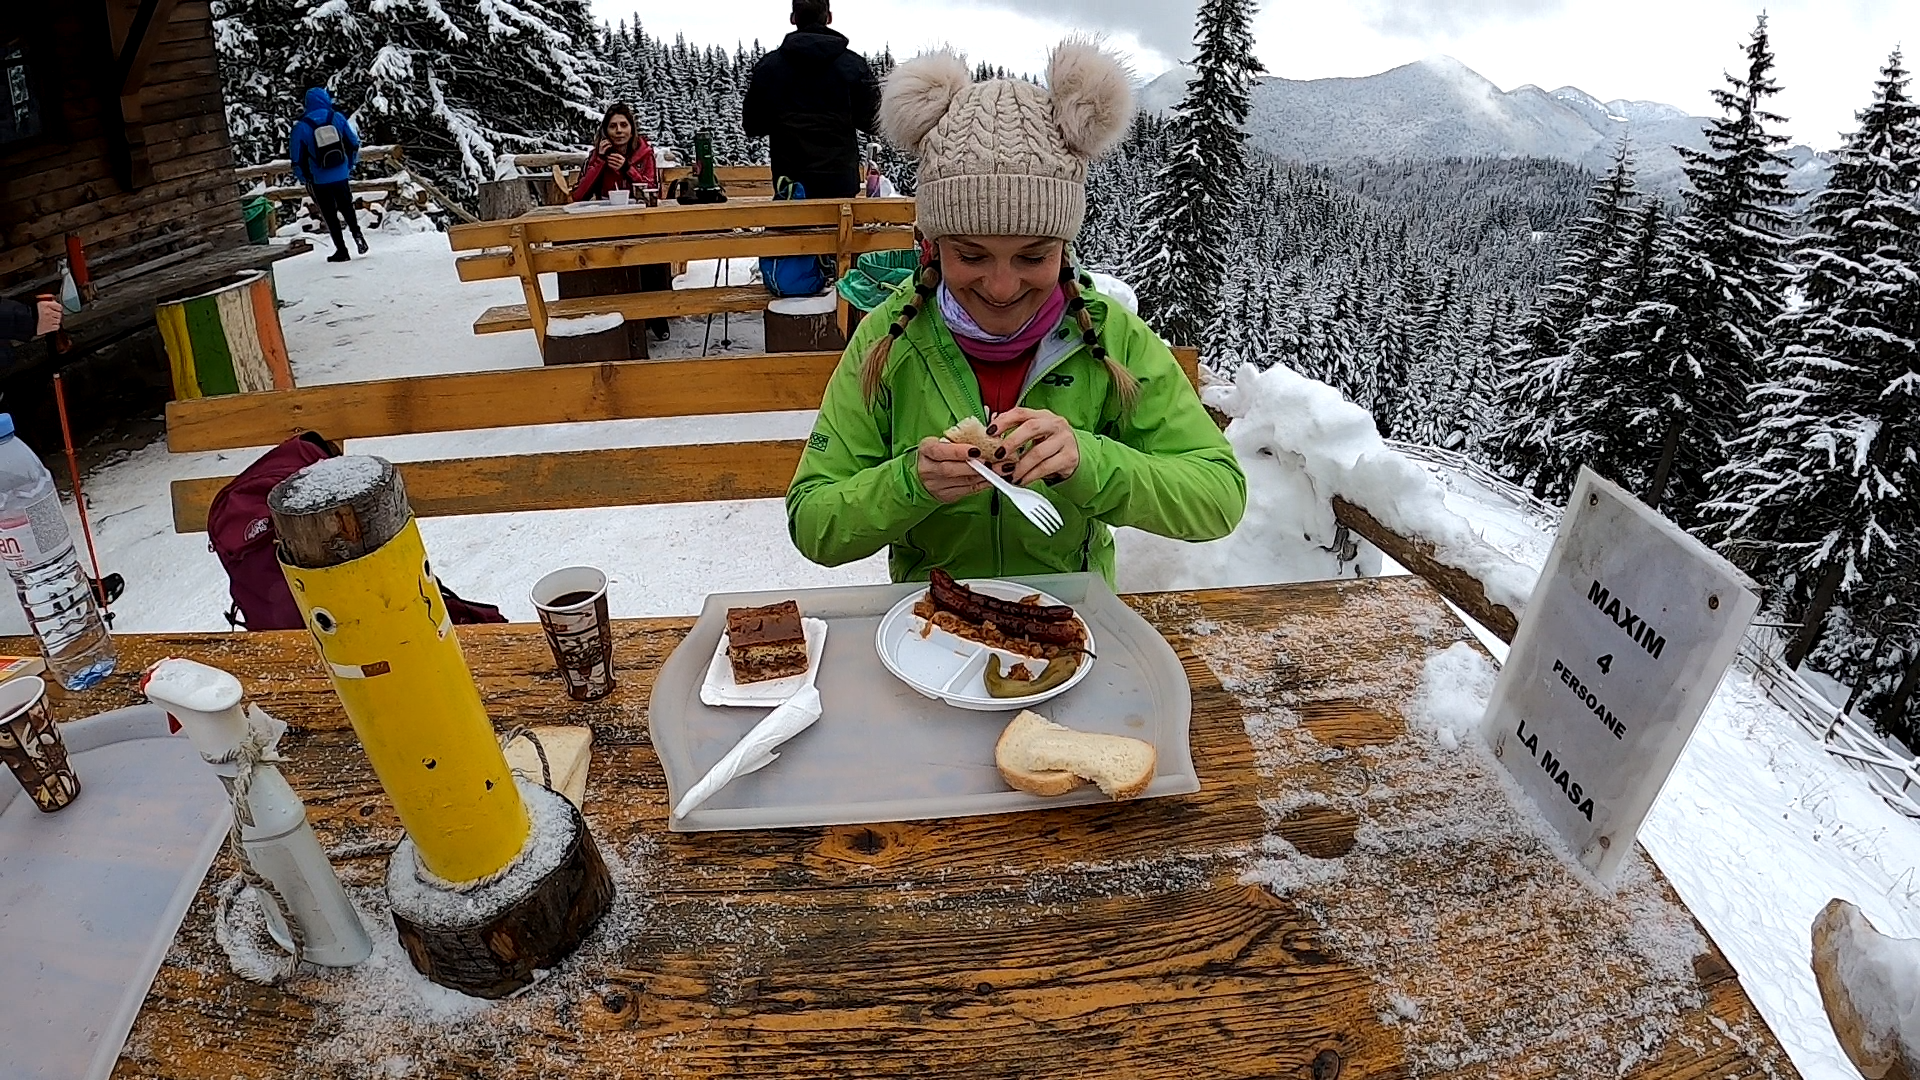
(504, 725, 593, 809)
(995, 711, 1156, 801)
(945, 417, 998, 454)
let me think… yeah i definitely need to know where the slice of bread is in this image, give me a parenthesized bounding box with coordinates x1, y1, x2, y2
(995, 711, 1156, 801)
(504, 725, 593, 809)
(945, 416, 998, 454)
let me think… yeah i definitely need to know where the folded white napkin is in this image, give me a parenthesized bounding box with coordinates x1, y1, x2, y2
(672, 684, 824, 818)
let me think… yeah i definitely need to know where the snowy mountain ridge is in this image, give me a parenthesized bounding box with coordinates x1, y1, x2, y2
(1141, 56, 1827, 193)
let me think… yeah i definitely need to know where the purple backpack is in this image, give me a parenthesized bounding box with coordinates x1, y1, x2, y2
(207, 433, 507, 630)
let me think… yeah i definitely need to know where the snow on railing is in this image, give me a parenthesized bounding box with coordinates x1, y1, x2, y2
(1390, 441, 1920, 821)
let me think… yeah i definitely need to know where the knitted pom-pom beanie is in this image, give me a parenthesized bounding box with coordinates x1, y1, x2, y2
(877, 39, 1133, 240)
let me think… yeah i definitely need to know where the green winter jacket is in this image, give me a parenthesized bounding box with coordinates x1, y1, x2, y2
(786, 282, 1246, 585)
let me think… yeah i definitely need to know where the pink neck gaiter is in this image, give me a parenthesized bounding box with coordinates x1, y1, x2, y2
(940, 284, 1067, 364)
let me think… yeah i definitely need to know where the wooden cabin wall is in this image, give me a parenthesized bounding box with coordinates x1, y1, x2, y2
(0, 1, 243, 293)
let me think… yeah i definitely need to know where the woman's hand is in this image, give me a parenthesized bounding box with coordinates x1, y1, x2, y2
(988, 408, 1081, 486)
(596, 140, 612, 156)
(34, 299, 61, 337)
(606, 152, 626, 171)
(917, 437, 990, 504)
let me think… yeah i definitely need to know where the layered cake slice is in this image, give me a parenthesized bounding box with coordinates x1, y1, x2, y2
(726, 600, 810, 684)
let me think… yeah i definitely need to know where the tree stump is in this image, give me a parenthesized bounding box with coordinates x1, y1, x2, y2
(269, 456, 615, 998)
(543, 314, 646, 365)
(389, 781, 615, 999)
(550, 269, 648, 363)
(478, 178, 537, 221)
(764, 295, 845, 353)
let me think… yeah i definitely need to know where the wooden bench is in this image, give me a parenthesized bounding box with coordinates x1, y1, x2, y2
(447, 198, 919, 351)
(164, 347, 1202, 533)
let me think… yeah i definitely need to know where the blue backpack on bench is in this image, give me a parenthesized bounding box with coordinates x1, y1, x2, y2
(759, 177, 831, 299)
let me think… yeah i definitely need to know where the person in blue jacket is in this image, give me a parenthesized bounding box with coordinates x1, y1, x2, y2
(289, 87, 367, 262)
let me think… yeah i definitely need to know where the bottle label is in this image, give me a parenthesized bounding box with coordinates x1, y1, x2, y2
(0, 491, 71, 571)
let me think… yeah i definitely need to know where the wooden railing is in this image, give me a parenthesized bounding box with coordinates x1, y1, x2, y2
(164, 346, 1202, 533)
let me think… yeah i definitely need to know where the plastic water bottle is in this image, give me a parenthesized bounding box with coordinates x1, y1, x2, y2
(0, 414, 116, 690)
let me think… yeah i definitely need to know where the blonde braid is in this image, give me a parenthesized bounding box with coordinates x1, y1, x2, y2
(860, 262, 941, 404)
(1060, 265, 1140, 412)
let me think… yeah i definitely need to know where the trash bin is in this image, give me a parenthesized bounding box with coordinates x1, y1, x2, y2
(155, 269, 294, 399)
(242, 196, 274, 245)
(836, 248, 920, 314)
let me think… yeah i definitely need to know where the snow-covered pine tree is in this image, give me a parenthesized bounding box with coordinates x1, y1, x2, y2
(1133, 0, 1264, 359)
(1621, 15, 1795, 524)
(212, 0, 302, 165)
(1394, 269, 1460, 444)
(1490, 139, 1640, 496)
(226, 0, 606, 198)
(1556, 200, 1672, 494)
(1702, 49, 1920, 678)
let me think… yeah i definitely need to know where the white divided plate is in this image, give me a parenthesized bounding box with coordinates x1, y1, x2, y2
(874, 580, 1094, 712)
(701, 617, 828, 706)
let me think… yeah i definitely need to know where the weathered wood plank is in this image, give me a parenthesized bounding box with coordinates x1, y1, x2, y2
(473, 285, 776, 333)
(8, 578, 1791, 1080)
(456, 225, 916, 281)
(164, 348, 1204, 453)
(448, 197, 916, 251)
(164, 352, 840, 450)
(170, 440, 806, 532)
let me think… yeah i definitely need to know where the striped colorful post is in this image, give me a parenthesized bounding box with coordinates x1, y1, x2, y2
(155, 269, 293, 399)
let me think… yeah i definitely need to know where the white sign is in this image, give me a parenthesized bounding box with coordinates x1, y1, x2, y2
(1482, 468, 1759, 882)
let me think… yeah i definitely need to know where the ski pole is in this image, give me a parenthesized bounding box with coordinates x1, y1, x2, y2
(52, 375, 108, 612)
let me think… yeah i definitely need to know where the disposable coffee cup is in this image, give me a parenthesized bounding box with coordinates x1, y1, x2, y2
(608, 189, 631, 207)
(0, 676, 79, 812)
(532, 567, 615, 702)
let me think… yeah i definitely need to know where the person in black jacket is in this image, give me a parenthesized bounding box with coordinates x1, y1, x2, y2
(743, 0, 880, 199)
(0, 298, 59, 365)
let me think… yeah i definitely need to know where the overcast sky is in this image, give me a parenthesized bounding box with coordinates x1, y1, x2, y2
(595, 0, 1920, 149)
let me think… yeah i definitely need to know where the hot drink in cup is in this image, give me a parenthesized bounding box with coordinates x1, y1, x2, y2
(532, 567, 615, 702)
(0, 676, 78, 812)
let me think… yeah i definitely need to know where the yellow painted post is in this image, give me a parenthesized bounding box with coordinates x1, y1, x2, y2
(281, 519, 529, 883)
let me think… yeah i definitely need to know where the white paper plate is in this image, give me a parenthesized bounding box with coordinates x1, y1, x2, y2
(701, 617, 828, 706)
(873, 581, 1095, 712)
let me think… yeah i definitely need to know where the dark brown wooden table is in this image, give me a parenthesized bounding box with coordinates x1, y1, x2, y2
(22, 576, 1796, 1079)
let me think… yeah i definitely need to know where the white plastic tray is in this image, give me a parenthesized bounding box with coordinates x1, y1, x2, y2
(0, 704, 230, 1080)
(650, 573, 1198, 833)
(874, 581, 1094, 711)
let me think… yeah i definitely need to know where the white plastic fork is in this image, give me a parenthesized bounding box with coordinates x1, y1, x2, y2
(968, 459, 1063, 535)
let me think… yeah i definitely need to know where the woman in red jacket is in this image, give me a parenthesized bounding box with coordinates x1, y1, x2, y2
(569, 103, 671, 340)
(571, 103, 658, 201)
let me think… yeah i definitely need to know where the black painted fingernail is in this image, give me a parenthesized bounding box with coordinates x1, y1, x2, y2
(994, 447, 1006, 459)
(986, 425, 998, 436)
(1001, 464, 1015, 474)
(968, 447, 980, 458)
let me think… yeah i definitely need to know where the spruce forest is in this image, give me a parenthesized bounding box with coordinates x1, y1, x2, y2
(210, 5, 1920, 740)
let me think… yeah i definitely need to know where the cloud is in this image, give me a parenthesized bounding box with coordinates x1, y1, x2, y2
(1359, 0, 1568, 37)
(959, 0, 1200, 63)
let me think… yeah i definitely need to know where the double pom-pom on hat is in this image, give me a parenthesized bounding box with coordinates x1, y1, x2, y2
(877, 38, 1134, 162)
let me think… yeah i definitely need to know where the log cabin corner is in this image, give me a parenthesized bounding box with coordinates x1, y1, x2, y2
(1, 0, 301, 449)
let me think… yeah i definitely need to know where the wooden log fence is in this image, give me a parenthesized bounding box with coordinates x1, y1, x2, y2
(1375, 438, 1920, 820)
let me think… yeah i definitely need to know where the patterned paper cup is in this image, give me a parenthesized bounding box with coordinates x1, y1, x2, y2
(0, 676, 79, 812)
(532, 567, 615, 702)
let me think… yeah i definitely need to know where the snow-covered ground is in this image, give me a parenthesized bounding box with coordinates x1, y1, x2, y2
(0, 229, 886, 636)
(23, 228, 1920, 1079)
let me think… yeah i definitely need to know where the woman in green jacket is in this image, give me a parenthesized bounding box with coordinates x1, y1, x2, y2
(787, 41, 1246, 586)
